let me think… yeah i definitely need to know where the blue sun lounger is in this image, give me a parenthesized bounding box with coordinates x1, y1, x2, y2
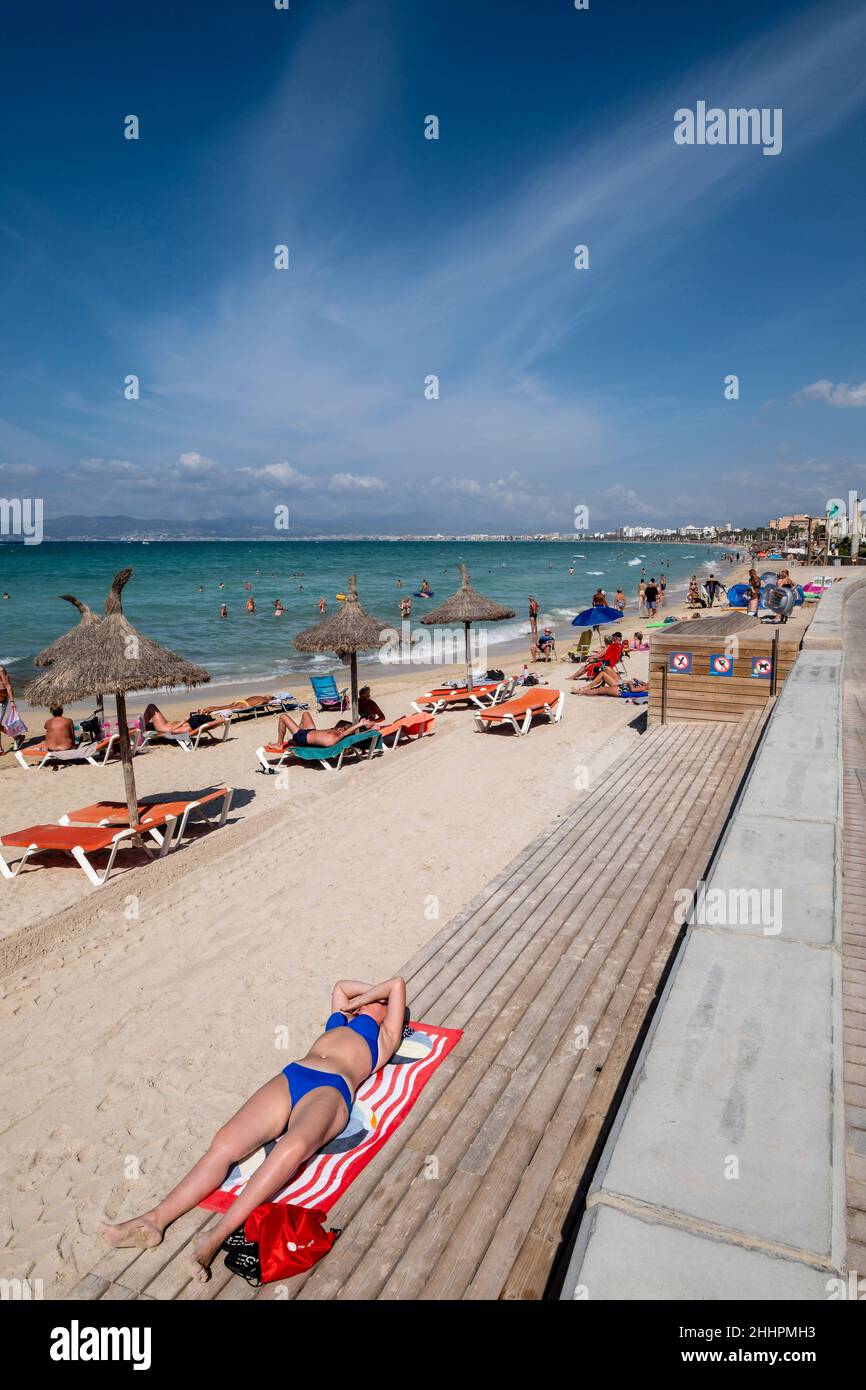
(256, 728, 383, 773)
(310, 675, 348, 712)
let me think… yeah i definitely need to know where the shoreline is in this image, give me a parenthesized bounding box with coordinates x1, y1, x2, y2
(7, 557, 744, 726)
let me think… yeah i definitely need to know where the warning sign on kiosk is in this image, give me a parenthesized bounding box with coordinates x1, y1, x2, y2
(709, 653, 734, 677)
(669, 652, 692, 674)
(751, 656, 773, 678)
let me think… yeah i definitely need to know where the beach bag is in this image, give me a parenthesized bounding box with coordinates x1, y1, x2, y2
(243, 1202, 339, 1283)
(485, 668, 505, 681)
(1, 701, 27, 739)
(79, 713, 103, 743)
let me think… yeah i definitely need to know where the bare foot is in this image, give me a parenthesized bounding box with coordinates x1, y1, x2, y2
(187, 1235, 216, 1283)
(100, 1216, 163, 1250)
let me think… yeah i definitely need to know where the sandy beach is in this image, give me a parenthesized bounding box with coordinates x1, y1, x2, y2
(0, 606, 660, 1294)
(0, 561, 829, 1294)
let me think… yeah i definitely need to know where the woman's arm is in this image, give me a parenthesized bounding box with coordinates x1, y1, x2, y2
(331, 980, 373, 1012)
(345, 976, 401, 1010)
(369, 977, 407, 1054)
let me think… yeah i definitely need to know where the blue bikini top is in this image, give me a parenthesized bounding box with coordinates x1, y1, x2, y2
(325, 1011, 380, 1071)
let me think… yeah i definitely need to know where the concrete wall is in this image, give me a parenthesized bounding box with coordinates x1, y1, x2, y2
(561, 578, 866, 1300)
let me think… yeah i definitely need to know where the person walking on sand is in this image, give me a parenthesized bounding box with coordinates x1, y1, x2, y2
(659, 574, 667, 605)
(644, 578, 659, 618)
(528, 595, 539, 639)
(637, 579, 646, 615)
(614, 587, 626, 615)
(0, 663, 25, 753)
(101, 977, 407, 1283)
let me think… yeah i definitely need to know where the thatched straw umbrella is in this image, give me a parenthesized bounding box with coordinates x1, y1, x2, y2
(35, 594, 101, 667)
(420, 563, 515, 693)
(294, 574, 387, 722)
(34, 594, 106, 721)
(26, 568, 210, 830)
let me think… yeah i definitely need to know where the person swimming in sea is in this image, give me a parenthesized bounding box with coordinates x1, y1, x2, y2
(419, 579, 432, 596)
(245, 596, 256, 614)
(100, 976, 407, 1282)
(273, 599, 284, 616)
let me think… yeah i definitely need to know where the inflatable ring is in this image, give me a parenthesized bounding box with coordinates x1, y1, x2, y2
(766, 586, 795, 617)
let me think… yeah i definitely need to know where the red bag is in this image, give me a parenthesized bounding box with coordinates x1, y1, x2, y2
(244, 1203, 339, 1283)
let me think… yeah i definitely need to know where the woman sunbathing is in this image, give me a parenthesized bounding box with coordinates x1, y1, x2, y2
(275, 709, 374, 748)
(101, 976, 407, 1282)
(143, 703, 215, 735)
(573, 668, 648, 698)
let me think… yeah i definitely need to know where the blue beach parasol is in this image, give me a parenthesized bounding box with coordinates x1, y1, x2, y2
(571, 605, 624, 628)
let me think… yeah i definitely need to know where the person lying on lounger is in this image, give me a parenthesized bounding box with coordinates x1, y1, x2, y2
(573, 669, 648, 698)
(143, 703, 220, 736)
(101, 976, 407, 1282)
(275, 709, 374, 748)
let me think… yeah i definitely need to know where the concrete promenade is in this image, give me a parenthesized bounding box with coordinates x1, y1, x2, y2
(563, 575, 866, 1300)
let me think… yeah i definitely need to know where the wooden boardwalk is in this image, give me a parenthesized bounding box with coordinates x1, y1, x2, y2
(71, 711, 767, 1302)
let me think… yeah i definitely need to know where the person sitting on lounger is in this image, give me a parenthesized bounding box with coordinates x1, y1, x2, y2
(573, 669, 648, 698)
(44, 706, 77, 751)
(569, 632, 623, 680)
(357, 685, 386, 722)
(101, 976, 407, 1282)
(275, 709, 374, 748)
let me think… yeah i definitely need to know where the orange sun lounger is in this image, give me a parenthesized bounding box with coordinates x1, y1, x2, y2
(0, 788, 235, 887)
(411, 679, 512, 714)
(376, 713, 436, 749)
(59, 787, 234, 850)
(474, 687, 565, 736)
(0, 823, 160, 888)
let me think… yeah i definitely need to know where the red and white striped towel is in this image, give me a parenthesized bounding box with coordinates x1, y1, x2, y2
(201, 1021, 461, 1215)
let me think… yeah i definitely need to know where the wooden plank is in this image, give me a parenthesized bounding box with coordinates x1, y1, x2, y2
(298, 726, 719, 1299)
(497, 712, 767, 1299)
(404, 726, 748, 1300)
(326, 727, 732, 1299)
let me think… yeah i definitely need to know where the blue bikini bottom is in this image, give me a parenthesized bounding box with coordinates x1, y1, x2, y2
(281, 1061, 351, 1118)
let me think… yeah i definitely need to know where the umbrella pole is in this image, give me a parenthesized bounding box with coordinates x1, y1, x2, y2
(350, 656, 359, 723)
(115, 692, 140, 832)
(465, 622, 472, 692)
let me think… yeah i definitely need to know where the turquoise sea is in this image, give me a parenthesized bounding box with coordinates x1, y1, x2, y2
(0, 539, 731, 692)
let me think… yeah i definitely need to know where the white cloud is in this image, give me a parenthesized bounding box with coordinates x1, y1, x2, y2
(597, 484, 663, 520)
(78, 457, 139, 475)
(328, 472, 384, 492)
(178, 451, 217, 472)
(0, 462, 38, 478)
(797, 380, 866, 409)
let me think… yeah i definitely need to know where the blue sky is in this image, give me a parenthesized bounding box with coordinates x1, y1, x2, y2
(1, 0, 865, 533)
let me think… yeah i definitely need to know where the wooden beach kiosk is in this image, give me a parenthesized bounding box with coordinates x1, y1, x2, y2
(647, 613, 802, 725)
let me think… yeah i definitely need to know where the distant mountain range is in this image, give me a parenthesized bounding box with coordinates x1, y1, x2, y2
(12, 515, 307, 541)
